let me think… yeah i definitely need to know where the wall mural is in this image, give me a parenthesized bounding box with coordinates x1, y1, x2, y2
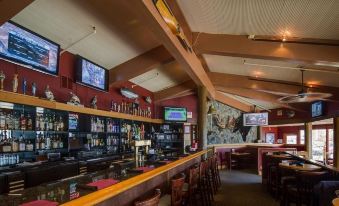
(207, 101, 257, 144)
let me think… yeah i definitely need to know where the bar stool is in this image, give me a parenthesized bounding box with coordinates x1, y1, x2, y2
(159, 174, 185, 206)
(184, 166, 200, 206)
(135, 189, 161, 206)
(199, 161, 212, 206)
(282, 171, 328, 206)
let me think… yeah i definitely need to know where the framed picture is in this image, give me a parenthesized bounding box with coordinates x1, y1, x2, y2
(265, 133, 275, 144)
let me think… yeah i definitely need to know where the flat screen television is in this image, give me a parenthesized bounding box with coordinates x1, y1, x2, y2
(76, 56, 108, 91)
(164, 107, 187, 122)
(0, 21, 60, 75)
(311, 101, 324, 118)
(243, 112, 268, 126)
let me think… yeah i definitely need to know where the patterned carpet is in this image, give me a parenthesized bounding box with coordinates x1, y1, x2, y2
(213, 170, 279, 206)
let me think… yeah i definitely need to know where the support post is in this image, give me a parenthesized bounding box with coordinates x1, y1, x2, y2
(304, 122, 312, 159)
(333, 117, 339, 167)
(198, 86, 208, 149)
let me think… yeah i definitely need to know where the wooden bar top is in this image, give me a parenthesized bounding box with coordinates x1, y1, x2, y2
(279, 162, 322, 171)
(61, 150, 209, 206)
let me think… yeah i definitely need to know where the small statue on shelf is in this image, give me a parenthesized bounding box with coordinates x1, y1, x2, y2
(91, 95, 97, 109)
(31, 82, 37, 96)
(0, 70, 5, 90)
(69, 92, 80, 105)
(145, 96, 152, 104)
(22, 78, 27, 95)
(12, 73, 18, 93)
(45, 85, 54, 101)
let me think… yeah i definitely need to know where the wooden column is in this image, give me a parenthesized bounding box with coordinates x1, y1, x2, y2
(304, 122, 312, 159)
(198, 86, 208, 149)
(333, 117, 339, 167)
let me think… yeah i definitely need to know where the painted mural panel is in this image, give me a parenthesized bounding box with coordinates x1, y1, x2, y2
(207, 101, 257, 144)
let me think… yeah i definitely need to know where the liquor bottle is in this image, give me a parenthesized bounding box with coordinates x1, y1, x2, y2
(52, 134, 58, 149)
(45, 116, 49, 131)
(0, 112, 5, 130)
(39, 115, 45, 131)
(49, 115, 54, 131)
(59, 116, 64, 131)
(5, 113, 10, 129)
(27, 114, 32, 130)
(36, 115, 40, 131)
(11, 133, 19, 152)
(20, 113, 26, 130)
(45, 134, 51, 149)
(35, 133, 40, 150)
(54, 116, 58, 131)
(19, 134, 26, 151)
(26, 140, 33, 151)
(40, 133, 45, 150)
(59, 136, 63, 148)
(2, 131, 11, 153)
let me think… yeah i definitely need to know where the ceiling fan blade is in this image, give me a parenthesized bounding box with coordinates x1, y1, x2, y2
(256, 89, 296, 96)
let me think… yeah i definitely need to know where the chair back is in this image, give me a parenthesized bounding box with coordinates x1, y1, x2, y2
(199, 161, 208, 178)
(135, 190, 161, 206)
(171, 174, 185, 206)
(189, 167, 199, 191)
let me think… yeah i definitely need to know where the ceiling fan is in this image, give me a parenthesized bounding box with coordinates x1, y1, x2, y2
(277, 70, 332, 103)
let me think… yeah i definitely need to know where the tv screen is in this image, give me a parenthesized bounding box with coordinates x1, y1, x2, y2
(311, 101, 324, 117)
(243, 112, 268, 126)
(76, 56, 108, 91)
(164, 107, 187, 122)
(0, 21, 60, 75)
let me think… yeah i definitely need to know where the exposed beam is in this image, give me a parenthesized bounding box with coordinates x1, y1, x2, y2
(109, 45, 173, 86)
(215, 92, 252, 112)
(154, 80, 196, 102)
(131, 0, 215, 98)
(209, 72, 339, 96)
(194, 33, 339, 65)
(165, 0, 193, 45)
(0, 0, 33, 25)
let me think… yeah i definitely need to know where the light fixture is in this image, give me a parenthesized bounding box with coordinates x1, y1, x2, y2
(207, 104, 217, 115)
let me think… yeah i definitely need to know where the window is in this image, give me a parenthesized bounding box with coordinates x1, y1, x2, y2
(312, 129, 326, 161)
(328, 129, 334, 159)
(285, 134, 297, 144)
(300, 130, 305, 144)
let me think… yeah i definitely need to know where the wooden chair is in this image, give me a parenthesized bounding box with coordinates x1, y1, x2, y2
(159, 174, 185, 206)
(135, 189, 161, 206)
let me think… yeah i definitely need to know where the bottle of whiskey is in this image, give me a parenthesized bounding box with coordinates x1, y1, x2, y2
(40, 133, 45, 150)
(39, 115, 45, 131)
(0, 112, 6, 130)
(59, 116, 64, 131)
(27, 114, 33, 130)
(20, 113, 26, 130)
(13, 112, 20, 130)
(19, 134, 26, 151)
(26, 140, 33, 151)
(35, 133, 40, 150)
(11, 133, 19, 152)
(36, 114, 40, 131)
(49, 115, 54, 131)
(59, 136, 63, 148)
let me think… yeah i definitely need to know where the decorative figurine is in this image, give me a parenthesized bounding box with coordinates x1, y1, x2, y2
(91, 95, 97, 109)
(22, 78, 27, 95)
(12, 73, 18, 93)
(0, 70, 5, 90)
(69, 92, 80, 105)
(45, 85, 54, 101)
(114, 103, 117, 111)
(31, 82, 37, 96)
(145, 96, 152, 104)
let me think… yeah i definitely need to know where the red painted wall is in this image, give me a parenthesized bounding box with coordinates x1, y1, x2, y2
(0, 52, 155, 116)
(154, 94, 198, 124)
(262, 127, 278, 142)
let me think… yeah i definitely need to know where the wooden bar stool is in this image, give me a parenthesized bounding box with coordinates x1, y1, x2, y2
(159, 174, 185, 206)
(199, 161, 212, 206)
(135, 189, 161, 206)
(183, 166, 200, 206)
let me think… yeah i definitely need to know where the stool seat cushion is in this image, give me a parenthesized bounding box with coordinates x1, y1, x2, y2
(158, 194, 171, 206)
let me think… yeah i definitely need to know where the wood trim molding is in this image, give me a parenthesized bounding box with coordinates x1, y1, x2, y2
(154, 80, 196, 102)
(0, 90, 163, 124)
(109, 45, 174, 86)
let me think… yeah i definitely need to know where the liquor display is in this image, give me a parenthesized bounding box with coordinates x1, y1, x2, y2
(0, 71, 5, 90)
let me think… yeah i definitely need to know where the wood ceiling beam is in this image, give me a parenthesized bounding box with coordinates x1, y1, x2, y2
(154, 80, 196, 102)
(215, 92, 252, 112)
(0, 0, 33, 25)
(109, 45, 174, 86)
(194, 33, 339, 64)
(131, 0, 215, 98)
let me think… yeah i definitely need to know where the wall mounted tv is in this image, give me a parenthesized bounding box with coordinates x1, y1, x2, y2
(164, 107, 187, 122)
(0, 21, 60, 75)
(311, 101, 324, 118)
(76, 56, 108, 91)
(243, 112, 268, 126)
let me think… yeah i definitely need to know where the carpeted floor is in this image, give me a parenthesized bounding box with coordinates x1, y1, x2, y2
(213, 170, 279, 206)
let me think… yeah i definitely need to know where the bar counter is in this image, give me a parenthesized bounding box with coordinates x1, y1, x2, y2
(0, 150, 208, 206)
